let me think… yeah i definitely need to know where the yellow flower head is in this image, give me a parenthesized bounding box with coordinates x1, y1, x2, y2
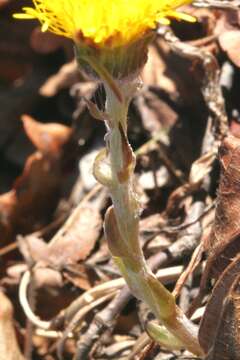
(15, 0, 194, 48)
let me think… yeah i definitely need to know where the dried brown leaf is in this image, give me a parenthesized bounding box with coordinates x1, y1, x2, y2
(0, 153, 60, 239)
(47, 206, 102, 266)
(19, 204, 102, 271)
(199, 255, 240, 359)
(22, 115, 72, 156)
(14, 152, 60, 214)
(204, 135, 240, 279)
(0, 116, 72, 239)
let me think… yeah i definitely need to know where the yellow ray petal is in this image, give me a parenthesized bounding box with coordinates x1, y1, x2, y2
(14, 0, 195, 48)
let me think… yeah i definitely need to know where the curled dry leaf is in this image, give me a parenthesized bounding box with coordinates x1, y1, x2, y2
(199, 254, 240, 359)
(204, 135, 240, 279)
(0, 153, 60, 239)
(47, 206, 102, 267)
(0, 292, 24, 360)
(0, 116, 72, 240)
(22, 114, 72, 156)
(18, 204, 102, 289)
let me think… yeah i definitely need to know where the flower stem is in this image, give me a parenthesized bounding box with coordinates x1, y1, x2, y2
(94, 80, 204, 357)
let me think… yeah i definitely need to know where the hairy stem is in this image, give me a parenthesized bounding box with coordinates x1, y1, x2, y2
(94, 80, 204, 357)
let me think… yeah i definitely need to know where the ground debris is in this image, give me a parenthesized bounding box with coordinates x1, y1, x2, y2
(1, 2, 240, 360)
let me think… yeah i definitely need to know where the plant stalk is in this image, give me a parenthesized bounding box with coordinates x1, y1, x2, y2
(93, 80, 204, 357)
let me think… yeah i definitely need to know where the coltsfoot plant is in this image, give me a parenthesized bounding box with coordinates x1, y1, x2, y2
(15, 0, 204, 356)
